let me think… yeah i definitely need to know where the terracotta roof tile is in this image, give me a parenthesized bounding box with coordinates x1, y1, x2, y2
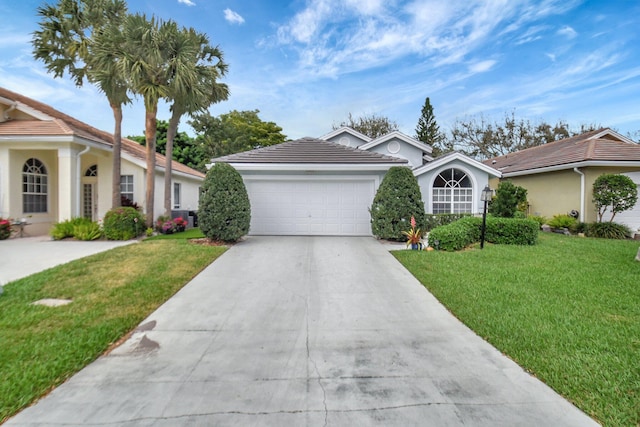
(0, 87, 203, 179)
(483, 128, 640, 174)
(213, 137, 409, 164)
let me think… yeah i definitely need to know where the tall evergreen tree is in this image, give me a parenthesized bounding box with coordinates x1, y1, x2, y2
(415, 97, 445, 156)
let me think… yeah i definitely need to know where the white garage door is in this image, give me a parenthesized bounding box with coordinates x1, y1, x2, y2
(245, 178, 376, 236)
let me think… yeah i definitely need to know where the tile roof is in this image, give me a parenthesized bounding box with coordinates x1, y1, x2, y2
(483, 128, 640, 175)
(213, 137, 409, 164)
(0, 87, 204, 179)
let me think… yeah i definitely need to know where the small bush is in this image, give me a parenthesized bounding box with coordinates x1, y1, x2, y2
(50, 217, 94, 240)
(424, 213, 471, 231)
(199, 163, 250, 242)
(485, 217, 539, 245)
(73, 222, 103, 241)
(528, 215, 547, 229)
(489, 181, 527, 218)
(428, 216, 482, 251)
(548, 214, 578, 232)
(370, 166, 426, 240)
(586, 222, 631, 240)
(103, 207, 145, 240)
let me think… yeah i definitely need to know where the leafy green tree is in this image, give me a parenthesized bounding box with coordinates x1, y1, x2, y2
(370, 166, 426, 241)
(190, 110, 287, 160)
(489, 181, 528, 218)
(415, 97, 445, 156)
(33, 0, 130, 209)
(333, 112, 399, 139)
(129, 120, 206, 172)
(593, 174, 638, 223)
(198, 163, 250, 242)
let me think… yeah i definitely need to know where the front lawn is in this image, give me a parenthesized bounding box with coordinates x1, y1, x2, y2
(394, 233, 640, 426)
(0, 239, 226, 423)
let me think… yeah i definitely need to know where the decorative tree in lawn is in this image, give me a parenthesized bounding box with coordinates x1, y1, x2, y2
(370, 166, 426, 241)
(198, 162, 250, 242)
(593, 174, 638, 223)
(488, 180, 528, 218)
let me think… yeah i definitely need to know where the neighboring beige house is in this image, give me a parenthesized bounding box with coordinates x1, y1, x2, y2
(484, 128, 640, 232)
(0, 87, 204, 236)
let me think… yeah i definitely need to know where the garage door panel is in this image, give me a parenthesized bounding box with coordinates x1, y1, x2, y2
(246, 178, 375, 236)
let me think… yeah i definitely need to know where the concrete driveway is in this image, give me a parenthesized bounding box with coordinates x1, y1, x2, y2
(5, 236, 598, 426)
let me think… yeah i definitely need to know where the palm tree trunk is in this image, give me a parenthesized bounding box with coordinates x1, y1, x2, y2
(164, 108, 180, 217)
(111, 105, 123, 209)
(145, 107, 157, 228)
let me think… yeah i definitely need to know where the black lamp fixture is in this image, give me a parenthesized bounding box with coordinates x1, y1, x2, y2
(480, 185, 493, 249)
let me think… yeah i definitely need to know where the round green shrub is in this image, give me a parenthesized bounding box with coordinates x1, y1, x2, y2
(370, 166, 426, 241)
(199, 162, 250, 242)
(586, 222, 631, 239)
(103, 207, 145, 240)
(488, 180, 527, 218)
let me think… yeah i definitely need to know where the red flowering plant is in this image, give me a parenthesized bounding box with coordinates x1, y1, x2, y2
(402, 215, 423, 248)
(173, 217, 188, 232)
(0, 217, 11, 240)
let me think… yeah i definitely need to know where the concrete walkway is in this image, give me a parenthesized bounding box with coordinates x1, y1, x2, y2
(5, 236, 598, 426)
(0, 236, 134, 285)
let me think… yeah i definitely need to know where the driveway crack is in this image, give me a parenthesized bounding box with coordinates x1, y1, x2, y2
(306, 297, 328, 427)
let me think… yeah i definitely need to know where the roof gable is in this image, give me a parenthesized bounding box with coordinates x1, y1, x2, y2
(319, 127, 372, 145)
(0, 86, 203, 179)
(212, 137, 409, 165)
(360, 130, 433, 155)
(414, 151, 501, 178)
(484, 128, 640, 175)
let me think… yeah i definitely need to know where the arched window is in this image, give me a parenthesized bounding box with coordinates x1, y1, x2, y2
(432, 168, 473, 214)
(23, 158, 48, 213)
(85, 165, 98, 176)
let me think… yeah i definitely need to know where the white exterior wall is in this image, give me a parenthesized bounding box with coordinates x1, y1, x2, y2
(365, 138, 424, 169)
(416, 159, 493, 215)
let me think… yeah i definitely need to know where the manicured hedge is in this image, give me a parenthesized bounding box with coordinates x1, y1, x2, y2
(103, 207, 145, 240)
(428, 216, 538, 251)
(484, 217, 539, 245)
(428, 216, 481, 251)
(424, 213, 471, 231)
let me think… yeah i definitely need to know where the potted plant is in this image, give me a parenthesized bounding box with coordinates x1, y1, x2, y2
(402, 216, 424, 250)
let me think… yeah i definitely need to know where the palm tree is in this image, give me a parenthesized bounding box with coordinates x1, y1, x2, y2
(162, 27, 229, 217)
(118, 14, 187, 227)
(33, 0, 130, 209)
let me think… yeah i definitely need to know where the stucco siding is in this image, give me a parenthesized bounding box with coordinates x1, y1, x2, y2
(507, 171, 581, 219)
(366, 138, 423, 169)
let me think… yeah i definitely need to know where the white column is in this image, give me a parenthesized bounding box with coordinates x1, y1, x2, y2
(57, 147, 79, 221)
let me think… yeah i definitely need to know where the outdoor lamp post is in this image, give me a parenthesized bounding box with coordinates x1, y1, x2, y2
(480, 185, 493, 249)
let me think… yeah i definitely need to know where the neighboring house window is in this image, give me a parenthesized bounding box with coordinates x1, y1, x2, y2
(120, 175, 134, 201)
(432, 168, 473, 214)
(22, 158, 48, 213)
(85, 165, 98, 176)
(173, 183, 181, 209)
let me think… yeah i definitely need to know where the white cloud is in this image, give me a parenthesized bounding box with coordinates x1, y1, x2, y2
(468, 59, 497, 73)
(178, 0, 196, 6)
(224, 8, 245, 25)
(557, 25, 577, 39)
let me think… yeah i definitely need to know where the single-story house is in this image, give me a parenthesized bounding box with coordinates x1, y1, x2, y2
(212, 127, 501, 236)
(0, 87, 204, 236)
(484, 128, 640, 232)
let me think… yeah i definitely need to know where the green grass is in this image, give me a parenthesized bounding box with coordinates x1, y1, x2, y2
(0, 238, 226, 423)
(146, 227, 205, 240)
(394, 233, 640, 426)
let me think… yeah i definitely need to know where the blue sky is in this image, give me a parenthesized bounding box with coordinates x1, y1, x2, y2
(1, 0, 639, 141)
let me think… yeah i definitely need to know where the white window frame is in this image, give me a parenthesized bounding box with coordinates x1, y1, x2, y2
(22, 158, 48, 213)
(432, 168, 473, 214)
(120, 175, 134, 202)
(173, 182, 181, 209)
